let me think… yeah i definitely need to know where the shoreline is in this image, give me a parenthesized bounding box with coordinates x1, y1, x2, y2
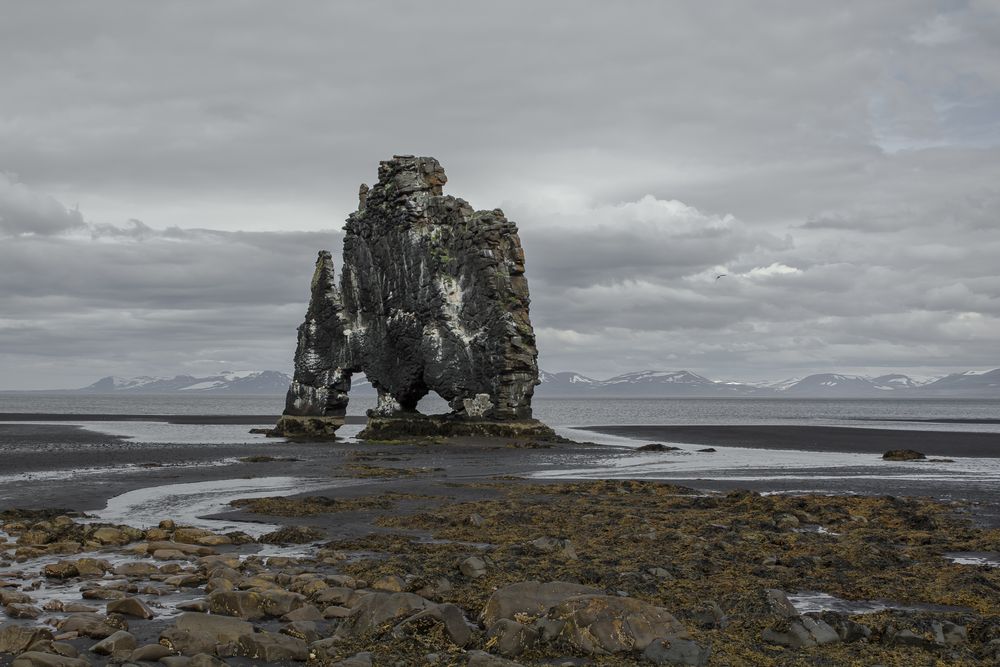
(580, 423, 1000, 458)
(1, 423, 999, 664)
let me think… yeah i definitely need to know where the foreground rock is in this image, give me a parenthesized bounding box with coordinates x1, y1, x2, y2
(275, 155, 547, 439)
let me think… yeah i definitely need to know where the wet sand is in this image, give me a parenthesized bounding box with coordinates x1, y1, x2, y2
(581, 424, 1000, 458)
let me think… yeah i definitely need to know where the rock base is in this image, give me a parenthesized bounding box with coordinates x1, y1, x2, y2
(357, 414, 560, 441)
(269, 415, 344, 439)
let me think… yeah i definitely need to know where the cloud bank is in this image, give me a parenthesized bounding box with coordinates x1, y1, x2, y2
(1, 2, 998, 388)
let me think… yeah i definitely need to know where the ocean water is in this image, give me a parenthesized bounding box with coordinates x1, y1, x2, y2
(2, 393, 997, 430)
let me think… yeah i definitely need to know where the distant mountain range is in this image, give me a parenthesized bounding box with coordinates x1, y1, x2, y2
(63, 368, 1000, 398)
(538, 369, 1000, 398)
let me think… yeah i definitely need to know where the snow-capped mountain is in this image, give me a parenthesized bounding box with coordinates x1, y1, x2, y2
(70, 367, 999, 398)
(748, 371, 997, 397)
(537, 369, 762, 397)
(918, 369, 1000, 397)
(79, 371, 293, 395)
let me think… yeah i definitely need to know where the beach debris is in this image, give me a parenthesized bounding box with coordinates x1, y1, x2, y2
(273, 156, 549, 440)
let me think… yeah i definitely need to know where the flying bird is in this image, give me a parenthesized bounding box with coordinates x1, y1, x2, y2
(715, 274, 727, 281)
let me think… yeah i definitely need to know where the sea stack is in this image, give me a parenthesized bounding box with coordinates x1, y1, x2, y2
(275, 156, 552, 439)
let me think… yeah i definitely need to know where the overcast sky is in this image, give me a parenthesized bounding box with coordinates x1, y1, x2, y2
(2, 1, 998, 389)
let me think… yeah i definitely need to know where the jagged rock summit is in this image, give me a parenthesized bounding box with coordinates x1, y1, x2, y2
(275, 156, 551, 439)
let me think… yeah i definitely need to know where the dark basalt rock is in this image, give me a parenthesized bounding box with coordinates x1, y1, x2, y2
(882, 449, 927, 461)
(275, 156, 546, 439)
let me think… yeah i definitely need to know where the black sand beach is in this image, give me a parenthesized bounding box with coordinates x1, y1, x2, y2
(582, 424, 1000, 458)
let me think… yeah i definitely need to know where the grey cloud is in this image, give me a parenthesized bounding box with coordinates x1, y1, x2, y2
(0, 172, 86, 235)
(2, 2, 1000, 387)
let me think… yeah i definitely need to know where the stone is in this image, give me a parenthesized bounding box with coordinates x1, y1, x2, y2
(43, 561, 78, 579)
(73, 559, 110, 577)
(322, 605, 352, 618)
(207, 589, 305, 619)
(5, 603, 42, 618)
(160, 612, 254, 655)
(481, 581, 602, 628)
(144, 540, 215, 556)
(460, 556, 487, 579)
(128, 643, 174, 661)
(765, 589, 799, 618)
(57, 613, 122, 639)
(392, 603, 472, 648)
(282, 604, 323, 622)
(636, 443, 681, 452)
(546, 595, 690, 654)
(172, 528, 214, 544)
(81, 587, 126, 601)
(762, 616, 841, 648)
(371, 574, 405, 592)
(642, 637, 711, 666)
(465, 651, 526, 667)
(0, 624, 54, 654)
(107, 597, 154, 619)
(91, 527, 129, 546)
(0, 589, 32, 605)
(114, 562, 158, 577)
(882, 449, 927, 461)
(529, 537, 577, 559)
(281, 621, 319, 643)
(175, 611, 253, 642)
(89, 630, 136, 656)
(275, 156, 547, 439)
(329, 653, 373, 667)
(334, 592, 433, 639)
(223, 631, 308, 662)
(10, 653, 90, 667)
(486, 618, 537, 657)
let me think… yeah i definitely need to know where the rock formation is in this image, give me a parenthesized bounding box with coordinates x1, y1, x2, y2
(276, 156, 549, 439)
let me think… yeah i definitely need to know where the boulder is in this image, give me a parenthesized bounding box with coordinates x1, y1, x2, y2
(485, 618, 537, 657)
(107, 597, 155, 619)
(222, 631, 308, 662)
(642, 637, 711, 666)
(57, 613, 123, 639)
(0, 589, 32, 605)
(334, 592, 433, 638)
(546, 595, 690, 654)
(5, 603, 42, 619)
(174, 612, 253, 643)
(91, 527, 130, 546)
(0, 624, 54, 654)
(114, 562, 159, 577)
(762, 616, 841, 648)
(481, 581, 602, 627)
(392, 603, 472, 648)
(10, 653, 90, 667)
(882, 449, 927, 461)
(207, 590, 305, 620)
(128, 644, 175, 661)
(89, 630, 137, 656)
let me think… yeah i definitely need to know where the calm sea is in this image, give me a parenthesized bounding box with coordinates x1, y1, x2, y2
(0, 393, 997, 431)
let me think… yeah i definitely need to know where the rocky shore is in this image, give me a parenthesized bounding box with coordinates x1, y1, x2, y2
(2, 442, 999, 666)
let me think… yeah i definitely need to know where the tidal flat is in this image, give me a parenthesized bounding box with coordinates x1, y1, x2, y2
(0, 425, 999, 665)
